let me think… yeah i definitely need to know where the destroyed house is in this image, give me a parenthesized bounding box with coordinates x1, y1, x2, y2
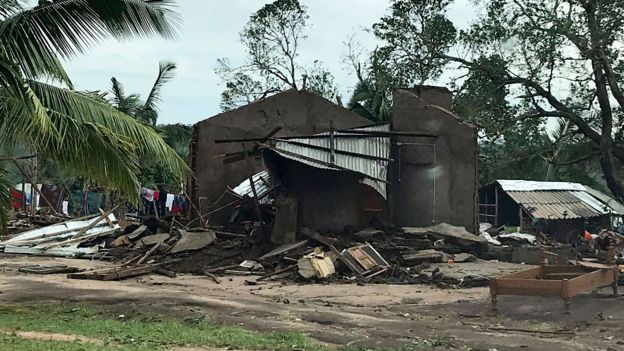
(479, 180, 624, 243)
(190, 87, 479, 237)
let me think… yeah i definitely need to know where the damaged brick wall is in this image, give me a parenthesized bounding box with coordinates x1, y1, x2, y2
(189, 89, 371, 225)
(391, 87, 479, 233)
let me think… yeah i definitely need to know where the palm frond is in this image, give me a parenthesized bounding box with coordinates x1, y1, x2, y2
(0, 0, 180, 81)
(140, 60, 176, 125)
(0, 0, 23, 20)
(0, 64, 54, 147)
(110, 77, 143, 115)
(110, 77, 126, 107)
(28, 80, 190, 183)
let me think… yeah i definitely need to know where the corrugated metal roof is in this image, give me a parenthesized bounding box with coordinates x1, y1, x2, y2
(498, 180, 586, 192)
(274, 124, 391, 198)
(231, 170, 274, 204)
(583, 186, 624, 215)
(506, 190, 609, 219)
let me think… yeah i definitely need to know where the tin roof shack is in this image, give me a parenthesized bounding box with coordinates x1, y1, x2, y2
(479, 180, 624, 243)
(189, 90, 371, 224)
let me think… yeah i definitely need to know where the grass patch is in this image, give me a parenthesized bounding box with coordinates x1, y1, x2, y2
(0, 304, 323, 351)
(0, 333, 131, 351)
(0, 304, 453, 350)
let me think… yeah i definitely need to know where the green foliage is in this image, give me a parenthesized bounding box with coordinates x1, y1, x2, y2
(369, 0, 624, 197)
(110, 61, 177, 126)
(106, 63, 188, 188)
(217, 0, 339, 110)
(373, 0, 457, 85)
(0, 0, 188, 233)
(347, 55, 394, 122)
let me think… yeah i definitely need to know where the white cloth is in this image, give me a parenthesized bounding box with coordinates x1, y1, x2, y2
(62, 201, 69, 215)
(140, 187, 154, 202)
(165, 194, 175, 210)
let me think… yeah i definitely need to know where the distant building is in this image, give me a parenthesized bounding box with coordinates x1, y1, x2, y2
(479, 180, 624, 243)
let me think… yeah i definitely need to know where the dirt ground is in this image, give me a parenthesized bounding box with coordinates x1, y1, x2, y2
(0, 254, 623, 351)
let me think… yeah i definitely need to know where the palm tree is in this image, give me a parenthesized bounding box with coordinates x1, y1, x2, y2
(110, 61, 177, 126)
(0, 0, 189, 232)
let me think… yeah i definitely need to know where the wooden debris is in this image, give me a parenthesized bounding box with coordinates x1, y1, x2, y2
(126, 225, 148, 240)
(68, 265, 154, 281)
(134, 233, 170, 248)
(204, 271, 221, 284)
(154, 267, 177, 278)
(257, 264, 297, 282)
(137, 239, 165, 265)
(203, 264, 239, 274)
(19, 265, 81, 274)
(402, 250, 446, 264)
(487, 326, 575, 335)
(258, 240, 308, 260)
(394, 238, 433, 249)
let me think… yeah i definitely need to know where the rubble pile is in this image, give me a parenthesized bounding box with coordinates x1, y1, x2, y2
(6, 207, 620, 288)
(0, 208, 501, 287)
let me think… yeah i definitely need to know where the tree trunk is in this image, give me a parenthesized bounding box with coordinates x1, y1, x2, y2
(592, 61, 624, 202)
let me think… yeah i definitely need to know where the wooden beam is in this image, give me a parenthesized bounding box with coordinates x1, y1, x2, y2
(10, 157, 61, 216)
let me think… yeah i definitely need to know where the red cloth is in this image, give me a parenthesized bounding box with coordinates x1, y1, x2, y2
(171, 202, 181, 216)
(153, 191, 160, 201)
(10, 189, 22, 210)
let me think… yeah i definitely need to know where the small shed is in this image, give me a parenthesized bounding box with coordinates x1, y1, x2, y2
(479, 180, 624, 243)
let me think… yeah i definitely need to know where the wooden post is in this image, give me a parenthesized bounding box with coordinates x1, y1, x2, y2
(30, 155, 36, 216)
(242, 143, 264, 229)
(489, 279, 498, 312)
(20, 176, 25, 212)
(494, 186, 499, 227)
(69, 204, 120, 239)
(11, 157, 61, 216)
(562, 279, 571, 314)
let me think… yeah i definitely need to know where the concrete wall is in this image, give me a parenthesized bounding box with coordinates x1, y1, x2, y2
(189, 90, 371, 225)
(391, 88, 479, 233)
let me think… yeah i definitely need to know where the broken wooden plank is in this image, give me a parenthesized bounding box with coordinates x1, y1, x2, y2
(154, 267, 177, 278)
(204, 271, 221, 284)
(18, 265, 81, 274)
(67, 265, 154, 281)
(258, 240, 308, 260)
(257, 264, 297, 282)
(126, 225, 148, 240)
(394, 238, 433, 249)
(69, 205, 121, 239)
(203, 264, 240, 274)
(402, 249, 446, 264)
(137, 239, 165, 265)
(134, 233, 170, 248)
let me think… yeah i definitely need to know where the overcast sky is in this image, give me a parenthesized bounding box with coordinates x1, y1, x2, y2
(62, 0, 476, 125)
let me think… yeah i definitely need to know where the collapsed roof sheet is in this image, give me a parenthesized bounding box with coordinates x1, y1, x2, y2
(274, 124, 391, 198)
(231, 170, 274, 204)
